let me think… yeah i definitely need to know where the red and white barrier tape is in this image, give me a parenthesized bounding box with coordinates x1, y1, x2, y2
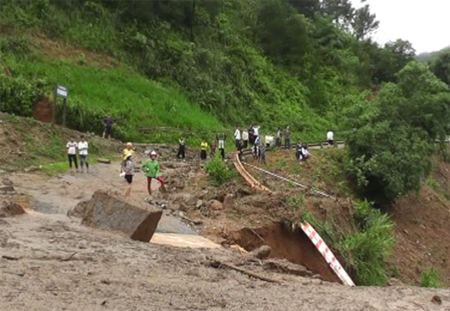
(300, 222, 355, 286)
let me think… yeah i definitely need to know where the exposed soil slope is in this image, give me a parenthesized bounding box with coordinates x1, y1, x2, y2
(210, 148, 450, 287)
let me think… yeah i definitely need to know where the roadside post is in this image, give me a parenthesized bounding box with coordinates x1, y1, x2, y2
(52, 84, 68, 127)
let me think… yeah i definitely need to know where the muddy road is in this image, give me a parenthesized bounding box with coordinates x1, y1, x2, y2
(1, 155, 450, 310)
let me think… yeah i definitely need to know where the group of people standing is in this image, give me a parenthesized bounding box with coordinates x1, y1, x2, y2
(176, 133, 228, 162)
(234, 124, 261, 150)
(65, 122, 336, 197)
(120, 143, 166, 199)
(275, 126, 291, 149)
(65, 136, 90, 173)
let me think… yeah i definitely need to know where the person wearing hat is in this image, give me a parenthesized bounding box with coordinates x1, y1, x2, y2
(123, 153, 134, 197)
(121, 142, 135, 172)
(142, 151, 166, 198)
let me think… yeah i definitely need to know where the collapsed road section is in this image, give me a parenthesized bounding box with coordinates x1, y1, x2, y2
(233, 152, 355, 286)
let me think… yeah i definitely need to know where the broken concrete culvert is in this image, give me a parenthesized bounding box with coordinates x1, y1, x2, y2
(227, 222, 341, 283)
(71, 190, 162, 242)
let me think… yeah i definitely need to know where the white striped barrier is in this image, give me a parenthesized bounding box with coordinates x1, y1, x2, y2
(300, 222, 355, 286)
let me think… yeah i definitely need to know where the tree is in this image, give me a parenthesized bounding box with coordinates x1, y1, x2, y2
(256, 0, 312, 67)
(288, 0, 320, 18)
(351, 4, 379, 40)
(385, 39, 415, 59)
(320, 0, 354, 28)
(430, 49, 450, 86)
(369, 39, 416, 83)
(344, 62, 450, 203)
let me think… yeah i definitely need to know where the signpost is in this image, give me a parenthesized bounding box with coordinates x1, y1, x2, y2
(52, 84, 68, 127)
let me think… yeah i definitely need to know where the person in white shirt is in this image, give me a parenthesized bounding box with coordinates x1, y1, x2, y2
(253, 125, 260, 139)
(242, 129, 249, 149)
(326, 130, 334, 146)
(299, 144, 310, 163)
(78, 135, 89, 173)
(217, 133, 226, 160)
(234, 126, 241, 150)
(66, 136, 78, 173)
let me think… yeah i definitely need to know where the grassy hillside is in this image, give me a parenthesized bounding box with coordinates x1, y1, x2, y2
(0, 0, 393, 142)
(0, 112, 121, 175)
(0, 33, 226, 143)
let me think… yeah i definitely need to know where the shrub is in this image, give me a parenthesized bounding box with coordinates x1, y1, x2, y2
(420, 268, 440, 288)
(340, 200, 395, 286)
(0, 74, 46, 116)
(205, 154, 235, 186)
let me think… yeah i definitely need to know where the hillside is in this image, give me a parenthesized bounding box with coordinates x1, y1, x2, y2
(0, 0, 417, 142)
(0, 34, 225, 144)
(229, 148, 450, 287)
(0, 112, 121, 174)
(417, 46, 450, 62)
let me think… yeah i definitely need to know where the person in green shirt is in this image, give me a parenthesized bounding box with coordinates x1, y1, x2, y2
(142, 151, 166, 197)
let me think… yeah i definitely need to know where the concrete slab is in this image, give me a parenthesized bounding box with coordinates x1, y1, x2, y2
(151, 233, 221, 249)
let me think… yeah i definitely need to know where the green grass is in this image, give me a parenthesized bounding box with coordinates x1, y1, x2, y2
(40, 153, 120, 176)
(285, 193, 305, 209)
(425, 177, 440, 191)
(2, 50, 225, 144)
(300, 200, 395, 286)
(0, 112, 121, 174)
(0, 0, 338, 143)
(40, 161, 69, 175)
(420, 268, 440, 288)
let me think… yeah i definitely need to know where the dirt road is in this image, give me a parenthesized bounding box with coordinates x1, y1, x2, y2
(2, 212, 450, 311)
(8, 159, 196, 235)
(1, 156, 450, 310)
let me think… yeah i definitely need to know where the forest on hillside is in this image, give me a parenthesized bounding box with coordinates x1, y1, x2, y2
(0, 0, 422, 135)
(1, 0, 450, 203)
(417, 46, 450, 62)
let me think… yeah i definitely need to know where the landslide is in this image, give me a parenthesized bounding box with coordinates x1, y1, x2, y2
(188, 148, 450, 287)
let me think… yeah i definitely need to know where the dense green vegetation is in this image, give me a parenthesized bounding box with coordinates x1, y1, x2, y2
(430, 49, 450, 87)
(0, 0, 418, 142)
(302, 200, 395, 286)
(344, 62, 450, 203)
(0, 46, 224, 143)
